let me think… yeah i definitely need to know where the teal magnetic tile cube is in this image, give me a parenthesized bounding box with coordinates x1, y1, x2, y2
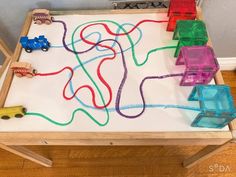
(188, 85, 236, 128)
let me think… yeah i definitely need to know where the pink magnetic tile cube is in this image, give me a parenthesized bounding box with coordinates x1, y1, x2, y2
(176, 46, 219, 86)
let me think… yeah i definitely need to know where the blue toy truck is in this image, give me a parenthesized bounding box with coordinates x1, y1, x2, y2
(20, 35, 50, 53)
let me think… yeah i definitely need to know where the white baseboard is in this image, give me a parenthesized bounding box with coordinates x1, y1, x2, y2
(218, 57, 236, 71)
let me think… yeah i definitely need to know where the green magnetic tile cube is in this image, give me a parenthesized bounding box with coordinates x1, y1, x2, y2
(173, 20, 208, 57)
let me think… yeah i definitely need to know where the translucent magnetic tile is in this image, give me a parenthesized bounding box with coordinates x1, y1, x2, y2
(199, 86, 234, 113)
(193, 116, 229, 128)
(169, 0, 196, 14)
(174, 20, 208, 41)
(184, 47, 218, 69)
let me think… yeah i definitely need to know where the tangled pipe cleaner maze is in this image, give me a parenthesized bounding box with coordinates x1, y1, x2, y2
(25, 17, 201, 126)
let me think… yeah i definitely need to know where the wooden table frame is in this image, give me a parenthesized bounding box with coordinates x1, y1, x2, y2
(0, 39, 12, 78)
(0, 8, 235, 168)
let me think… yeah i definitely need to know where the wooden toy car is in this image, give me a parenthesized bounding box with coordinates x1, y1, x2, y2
(10, 62, 37, 78)
(32, 9, 52, 25)
(0, 106, 27, 120)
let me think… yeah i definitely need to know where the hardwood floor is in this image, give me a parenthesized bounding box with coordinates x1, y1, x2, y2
(0, 71, 235, 177)
(222, 71, 236, 103)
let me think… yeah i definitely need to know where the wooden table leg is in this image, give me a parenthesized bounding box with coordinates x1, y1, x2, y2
(0, 39, 13, 58)
(183, 139, 232, 168)
(0, 143, 52, 167)
(0, 38, 12, 78)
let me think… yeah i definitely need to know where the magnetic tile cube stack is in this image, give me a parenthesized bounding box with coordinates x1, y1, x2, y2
(167, 0, 196, 31)
(166, 0, 236, 128)
(188, 85, 236, 128)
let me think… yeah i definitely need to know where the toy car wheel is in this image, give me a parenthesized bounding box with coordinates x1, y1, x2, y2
(1, 115, 10, 120)
(45, 19, 51, 25)
(41, 47, 49, 52)
(25, 48, 32, 53)
(15, 73, 23, 78)
(15, 114, 24, 118)
(26, 73, 33, 78)
(22, 108, 27, 114)
(36, 20, 42, 25)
